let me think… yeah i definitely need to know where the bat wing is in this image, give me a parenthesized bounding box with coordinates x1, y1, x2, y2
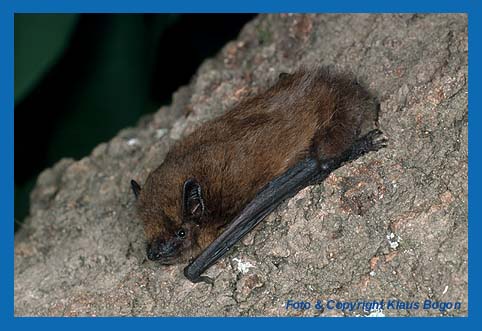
(184, 129, 386, 283)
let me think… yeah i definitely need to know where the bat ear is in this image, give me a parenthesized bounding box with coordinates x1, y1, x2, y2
(183, 178, 205, 221)
(131, 179, 141, 199)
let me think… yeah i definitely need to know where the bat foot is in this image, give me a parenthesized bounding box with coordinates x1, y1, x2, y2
(350, 129, 387, 159)
(364, 129, 388, 151)
(309, 129, 386, 186)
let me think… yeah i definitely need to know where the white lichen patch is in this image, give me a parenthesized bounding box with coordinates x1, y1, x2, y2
(232, 258, 255, 274)
(386, 232, 401, 249)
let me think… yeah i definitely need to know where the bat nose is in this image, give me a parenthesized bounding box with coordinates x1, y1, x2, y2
(147, 246, 162, 261)
(146, 240, 177, 261)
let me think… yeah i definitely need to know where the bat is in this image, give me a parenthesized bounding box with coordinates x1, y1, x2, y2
(130, 67, 386, 283)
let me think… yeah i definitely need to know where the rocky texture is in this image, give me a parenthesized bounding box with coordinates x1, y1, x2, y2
(15, 14, 468, 316)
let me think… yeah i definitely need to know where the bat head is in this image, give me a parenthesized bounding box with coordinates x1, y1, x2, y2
(130, 176, 211, 265)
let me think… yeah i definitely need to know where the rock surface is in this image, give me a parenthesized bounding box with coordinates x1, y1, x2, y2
(15, 14, 468, 316)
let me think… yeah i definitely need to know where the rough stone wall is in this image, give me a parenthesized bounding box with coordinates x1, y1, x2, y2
(15, 14, 468, 316)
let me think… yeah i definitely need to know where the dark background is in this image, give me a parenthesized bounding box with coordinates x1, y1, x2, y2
(14, 14, 255, 230)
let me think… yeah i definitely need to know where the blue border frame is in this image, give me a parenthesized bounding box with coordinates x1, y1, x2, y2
(2, 0, 479, 327)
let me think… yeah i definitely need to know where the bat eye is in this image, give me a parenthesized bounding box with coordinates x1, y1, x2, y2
(176, 229, 186, 239)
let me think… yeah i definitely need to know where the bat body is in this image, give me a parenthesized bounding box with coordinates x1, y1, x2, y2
(131, 68, 385, 283)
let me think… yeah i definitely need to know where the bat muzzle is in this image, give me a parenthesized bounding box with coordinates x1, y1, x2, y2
(146, 239, 181, 262)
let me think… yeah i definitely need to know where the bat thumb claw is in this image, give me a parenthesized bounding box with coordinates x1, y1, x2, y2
(190, 275, 214, 285)
(184, 267, 214, 285)
(198, 276, 214, 285)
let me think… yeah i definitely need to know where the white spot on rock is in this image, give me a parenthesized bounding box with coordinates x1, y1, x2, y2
(367, 309, 385, 317)
(442, 285, 448, 295)
(155, 128, 168, 139)
(233, 258, 254, 274)
(127, 138, 139, 146)
(386, 232, 400, 249)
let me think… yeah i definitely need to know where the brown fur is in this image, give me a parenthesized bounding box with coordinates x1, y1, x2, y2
(135, 67, 378, 264)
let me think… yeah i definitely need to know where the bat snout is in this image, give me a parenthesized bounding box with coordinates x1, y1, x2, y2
(146, 239, 181, 262)
(147, 246, 162, 261)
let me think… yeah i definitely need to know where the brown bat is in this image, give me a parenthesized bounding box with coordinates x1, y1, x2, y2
(131, 67, 386, 283)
